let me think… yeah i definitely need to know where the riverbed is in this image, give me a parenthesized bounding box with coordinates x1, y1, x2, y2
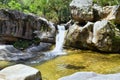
(0, 49, 120, 80)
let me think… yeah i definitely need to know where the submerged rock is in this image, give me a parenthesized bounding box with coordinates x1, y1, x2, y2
(59, 72, 120, 80)
(70, 0, 93, 23)
(0, 64, 42, 80)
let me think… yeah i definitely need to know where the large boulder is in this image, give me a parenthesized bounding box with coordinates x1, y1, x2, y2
(0, 9, 55, 43)
(64, 22, 94, 49)
(92, 20, 120, 52)
(93, 4, 120, 24)
(59, 72, 120, 80)
(59, 72, 99, 80)
(65, 20, 120, 52)
(70, 0, 93, 23)
(0, 64, 42, 80)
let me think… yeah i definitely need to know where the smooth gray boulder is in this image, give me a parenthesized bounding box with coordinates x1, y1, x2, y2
(88, 73, 120, 80)
(70, 0, 93, 23)
(0, 45, 34, 61)
(59, 72, 99, 80)
(59, 72, 120, 80)
(0, 64, 42, 80)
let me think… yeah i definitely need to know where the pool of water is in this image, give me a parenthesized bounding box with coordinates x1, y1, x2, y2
(1, 49, 120, 80)
(33, 50, 120, 80)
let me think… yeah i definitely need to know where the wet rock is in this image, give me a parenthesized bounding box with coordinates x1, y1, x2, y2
(26, 42, 52, 53)
(0, 45, 34, 61)
(0, 64, 42, 80)
(59, 72, 120, 80)
(70, 0, 93, 23)
(33, 31, 55, 44)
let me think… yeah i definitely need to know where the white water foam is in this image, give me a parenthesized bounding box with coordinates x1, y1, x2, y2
(44, 25, 66, 57)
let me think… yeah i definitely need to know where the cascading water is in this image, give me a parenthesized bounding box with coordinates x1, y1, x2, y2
(53, 25, 66, 52)
(44, 25, 66, 57)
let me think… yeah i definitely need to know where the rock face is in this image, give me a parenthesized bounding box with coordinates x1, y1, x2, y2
(0, 9, 55, 43)
(67, 0, 120, 52)
(70, 0, 93, 23)
(93, 5, 120, 24)
(114, 5, 120, 24)
(0, 64, 42, 80)
(59, 72, 120, 80)
(92, 20, 120, 52)
(65, 20, 120, 52)
(65, 22, 94, 49)
(70, 0, 120, 24)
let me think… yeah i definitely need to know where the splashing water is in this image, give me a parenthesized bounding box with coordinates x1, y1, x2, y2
(44, 25, 66, 57)
(28, 25, 66, 64)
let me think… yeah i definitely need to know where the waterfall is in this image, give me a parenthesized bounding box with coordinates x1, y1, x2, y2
(53, 25, 65, 52)
(27, 25, 66, 64)
(44, 25, 66, 57)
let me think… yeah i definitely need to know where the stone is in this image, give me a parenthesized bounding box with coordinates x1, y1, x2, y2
(88, 73, 120, 80)
(59, 72, 120, 80)
(26, 42, 52, 53)
(93, 4, 120, 24)
(59, 72, 99, 80)
(64, 22, 94, 49)
(65, 20, 120, 52)
(33, 31, 55, 44)
(0, 45, 34, 61)
(0, 64, 42, 80)
(70, 0, 93, 23)
(0, 9, 55, 43)
(114, 5, 120, 24)
(92, 20, 120, 52)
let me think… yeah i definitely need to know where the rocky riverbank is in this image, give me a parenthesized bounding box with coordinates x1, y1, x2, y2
(64, 0, 120, 52)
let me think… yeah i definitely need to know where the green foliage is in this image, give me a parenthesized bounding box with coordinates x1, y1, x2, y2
(8, 0, 22, 11)
(13, 38, 40, 49)
(13, 40, 32, 49)
(1, 0, 119, 23)
(0, 0, 71, 23)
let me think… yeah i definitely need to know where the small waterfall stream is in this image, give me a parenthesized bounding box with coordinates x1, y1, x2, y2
(27, 25, 66, 64)
(53, 25, 66, 52)
(45, 25, 66, 57)
(0, 25, 66, 64)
